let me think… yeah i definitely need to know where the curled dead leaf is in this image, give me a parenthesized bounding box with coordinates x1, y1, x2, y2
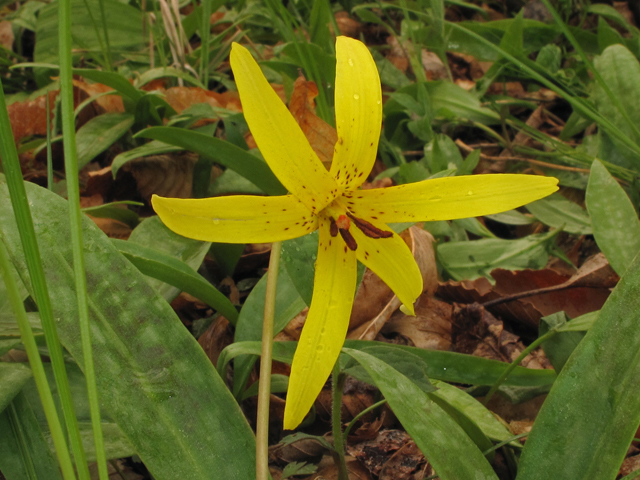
(122, 152, 198, 200)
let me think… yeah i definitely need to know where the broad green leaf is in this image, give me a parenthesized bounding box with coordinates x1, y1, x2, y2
(485, 210, 535, 225)
(0, 259, 29, 313)
(136, 67, 206, 90)
(558, 310, 599, 332)
(22, 363, 135, 462)
(586, 160, 640, 276)
(135, 127, 286, 195)
(33, 0, 143, 83)
(76, 113, 134, 171)
(517, 251, 640, 479)
(539, 312, 585, 372)
(218, 340, 556, 390)
(430, 380, 514, 444)
(127, 216, 211, 303)
(0, 182, 256, 479)
(592, 45, 640, 170)
(113, 239, 238, 324)
(437, 231, 556, 281)
(526, 193, 592, 235)
(281, 232, 319, 306)
(0, 363, 32, 413)
(111, 140, 181, 177)
(499, 10, 523, 56)
(0, 392, 62, 480)
(82, 202, 141, 229)
(343, 348, 498, 480)
(232, 264, 306, 397)
(343, 346, 437, 394)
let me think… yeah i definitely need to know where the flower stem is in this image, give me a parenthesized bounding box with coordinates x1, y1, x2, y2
(256, 241, 282, 480)
(332, 361, 348, 480)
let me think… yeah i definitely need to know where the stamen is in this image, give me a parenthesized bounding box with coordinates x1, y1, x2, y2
(346, 212, 393, 239)
(339, 228, 358, 251)
(329, 218, 339, 237)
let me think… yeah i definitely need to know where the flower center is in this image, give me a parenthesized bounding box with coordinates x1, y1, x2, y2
(321, 198, 393, 252)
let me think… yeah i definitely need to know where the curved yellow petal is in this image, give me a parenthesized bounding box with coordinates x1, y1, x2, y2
(349, 218, 422, 314)
(230, 43, 339, 214)
(284, 217, 357, 430)
(151, 194, 317, 243)
(347, 174, 559, 223)
(330, 37, 382, 191)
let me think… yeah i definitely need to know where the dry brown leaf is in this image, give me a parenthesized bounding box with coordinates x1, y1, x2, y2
(451, 303, 550, 368)
(198, 316, 234, 367)
(421, 51, 448, 81)
(348, 430, 428, 478)
(381, 295, 452, 351)
(385, 36, 410, 73)
(84, 165, 114, 198)
(306, 457, 372, 480)
(162, 86, 242, 114)
(8, 91, 57, 142)
(122, 152, 197, 199)
(335, 11, 361, 37)
(73, 79, 125, 113)
(0, 21, 14, 50)
(348, 227, 438, 340)
(86, 216, 132, 239)
(619, 454, 640, 478)
(289, 76, 337, 169)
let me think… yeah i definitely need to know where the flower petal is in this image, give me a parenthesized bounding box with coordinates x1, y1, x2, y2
(347, 174, 559, 223)
(349, 219, 422, 314)
(330, 36, 382, 191)
(284, 217, 357, 430)
(230, 43, 339, 214)
(151, 194, 317, 243)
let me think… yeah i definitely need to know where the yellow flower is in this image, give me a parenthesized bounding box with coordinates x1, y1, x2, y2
(152, 37, 558, 430)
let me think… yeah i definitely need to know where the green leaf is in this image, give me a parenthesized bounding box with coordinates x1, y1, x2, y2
(539, 312, 585, 372)
(343, 346, 437, 394)
(127, 216, 210, 303)
(22, 363, 135, 462)
(281, 232, 318, 306)
(232, 264, 306, 397)
(437, 231, 557, 281)
(592, 45, 640, 170)
(586, 160, 640, 276)
(136, 67, 206, 90)
(499, 10, 524, 56)
(218, 340, 557, 390)
(526, 193, 592, 235)
(113, 239, 238, 325)
(0, 392, 62, 480)
(343, 348, 498, 480)
(517, 251, 640, 479)
(76, 113, 134, 171)
(111, 140, 181, 177)
(135, 127, 286, 195)
(82, 202, 142, 229)
(33, 0, 143, 83)
(430, 380, 514, 444)
(0, 182, 256, 479)
(0, 363, 32, 413)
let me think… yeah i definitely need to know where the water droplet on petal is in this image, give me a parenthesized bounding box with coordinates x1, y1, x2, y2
(353, 94, 360, 100)
(377, 100, 381, 105)
(429, 195, 442, 202)
(212, 218, 220, 225)
(348, 58, 354, 66)
(466, 190, 474, 196)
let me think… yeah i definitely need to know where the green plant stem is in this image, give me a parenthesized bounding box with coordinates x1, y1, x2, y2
(331, 362, 348, 480)
(0, 74, 87, 479)
(46, 95, 53, 191)
(343, 399, 387, 442)
(200, 0, 211, 87)
(483, 330, 557, 406)
(256, 241, 282, 480)
(98, 0, 113, 70)
(0, 240, 76, 480)
(58, 0, 108, 476)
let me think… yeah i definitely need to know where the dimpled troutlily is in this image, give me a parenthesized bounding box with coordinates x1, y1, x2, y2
(152, 36, 558, 429)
